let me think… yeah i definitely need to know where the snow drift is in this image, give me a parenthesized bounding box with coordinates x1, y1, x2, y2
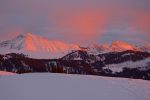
(0, 71, 16, 75)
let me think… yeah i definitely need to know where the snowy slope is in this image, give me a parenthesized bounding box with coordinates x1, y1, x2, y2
(0, 33, 80, 59)
(0, 35, 25, 54)
(0, 71, 16, 75)
(103, 58, 150, 73)
(0, 73, 149, 100)
(139, 43, 150, 52)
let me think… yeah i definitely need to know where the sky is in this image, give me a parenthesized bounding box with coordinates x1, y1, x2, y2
(0, 0, 150, 45)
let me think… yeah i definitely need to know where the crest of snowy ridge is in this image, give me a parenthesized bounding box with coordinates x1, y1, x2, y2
(0, 33, 149, 59)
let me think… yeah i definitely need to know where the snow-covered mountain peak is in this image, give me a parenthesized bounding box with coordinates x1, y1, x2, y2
(0, 33, 25, 51)
(83, 41, 141, 55)
(110, 41, 138, 51)
(14, 34, 25, 39)
(111, 41, 133, 47)
(0, 33, 81, 58)
(24, 33, 80, 52)
(0, 33, 149, 58)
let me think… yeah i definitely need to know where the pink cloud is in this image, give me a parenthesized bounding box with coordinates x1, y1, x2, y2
(1, 0, 150, 44)
(51, 9, 111, 44)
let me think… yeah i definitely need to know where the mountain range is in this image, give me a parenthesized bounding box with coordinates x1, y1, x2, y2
(0, 33, 149, 59)
(0, 33, 150, 80)
(0, 33, 80, 58)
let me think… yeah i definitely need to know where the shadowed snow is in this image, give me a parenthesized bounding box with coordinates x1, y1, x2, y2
(0, 73, 149, 100)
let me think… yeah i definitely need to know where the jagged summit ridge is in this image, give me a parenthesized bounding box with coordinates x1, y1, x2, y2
(84, 40, 148, 55)
(110, 41, 138, 51)
(0, 33, 149, 58)
(25, 33, 80, 52)
(0, 33, 80, 58)
(0, 34, 25, 51)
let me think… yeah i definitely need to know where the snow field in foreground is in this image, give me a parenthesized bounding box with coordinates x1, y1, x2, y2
(0, 73, 149, 100)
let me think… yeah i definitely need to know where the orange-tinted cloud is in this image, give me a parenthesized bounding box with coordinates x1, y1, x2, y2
(127, 11, 150, 42)
(129, 11, 150, 33)
(1, 0, 150, 44)
(52, 9, 110, 44)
